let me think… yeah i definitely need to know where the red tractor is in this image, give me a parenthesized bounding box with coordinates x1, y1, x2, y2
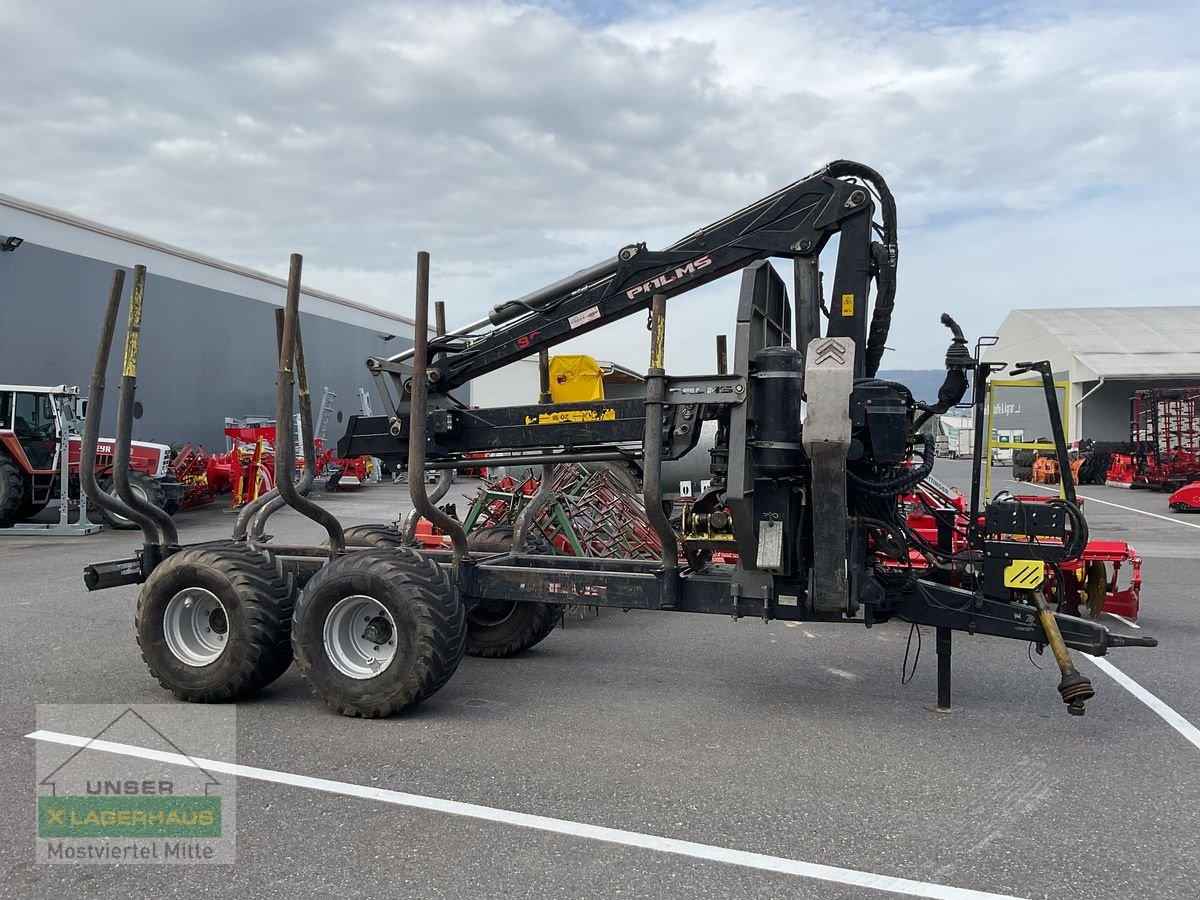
(0, 384, 183, 529)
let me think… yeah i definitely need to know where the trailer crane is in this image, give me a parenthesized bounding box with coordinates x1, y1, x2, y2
(82, 161, 1154, 718)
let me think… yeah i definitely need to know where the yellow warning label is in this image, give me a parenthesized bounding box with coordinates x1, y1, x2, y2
(1003, 559, 1045, 589)
(840, 293, 854, 316)
(524, 408, 617, 426)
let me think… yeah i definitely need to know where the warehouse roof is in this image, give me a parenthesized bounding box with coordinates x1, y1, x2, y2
(0, 191, 419, 331)
(987, 306, 1200, 381)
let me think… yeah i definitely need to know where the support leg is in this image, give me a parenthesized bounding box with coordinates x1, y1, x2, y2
(935, 626, 952, 712)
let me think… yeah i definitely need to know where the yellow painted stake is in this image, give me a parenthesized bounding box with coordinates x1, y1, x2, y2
(649, 301, 666, 370)
(121, 265, 146, 377)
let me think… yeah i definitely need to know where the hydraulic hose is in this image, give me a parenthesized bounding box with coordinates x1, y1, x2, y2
(824, 160, 897, 378)
(847, 433, 936, 496)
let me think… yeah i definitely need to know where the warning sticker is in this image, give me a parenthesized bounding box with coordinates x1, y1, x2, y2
(840, 294, 855, 316)
(524, 408, 616, 426)
(1003, 559, 1045, 589)
(568, 306, 602, 329)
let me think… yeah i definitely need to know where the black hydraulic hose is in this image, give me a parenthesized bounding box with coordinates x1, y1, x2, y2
(1047, 498, 1089, 561)
(80, 269, 141, 528)
(824, 160, 896, 378)
(847, 434, 936, 496)
(852, 515, 909, 560)
(276, 253, 345, 555)
(113, 266, 179, 546)
(913, 315, 974, 432)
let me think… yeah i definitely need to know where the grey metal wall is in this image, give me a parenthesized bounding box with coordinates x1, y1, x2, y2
(0, 241, 411, 449)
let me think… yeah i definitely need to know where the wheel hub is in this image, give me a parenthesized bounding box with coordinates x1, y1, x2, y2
(361, 615, 393, 645)
(323, 595, 399, 679)
(163, 588, 229, 667)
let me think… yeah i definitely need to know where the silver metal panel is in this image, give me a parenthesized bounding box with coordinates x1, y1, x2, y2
(802, 337, 855, 614)
(755, 519, 783, 572)
(802, 337, 855, 447)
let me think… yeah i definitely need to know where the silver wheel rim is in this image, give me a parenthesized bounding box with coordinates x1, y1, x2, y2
(107, 482, 149, 526)
(163, 588, 229, 667)
(323, 595, 398, 679)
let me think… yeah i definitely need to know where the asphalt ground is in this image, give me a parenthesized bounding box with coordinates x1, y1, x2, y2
(2, 461, 1198, 899)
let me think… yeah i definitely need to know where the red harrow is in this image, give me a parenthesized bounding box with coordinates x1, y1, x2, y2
(168, 423, 373, 511)
(1107, 387, 1200, 492)
(414, 466, 1143, 622)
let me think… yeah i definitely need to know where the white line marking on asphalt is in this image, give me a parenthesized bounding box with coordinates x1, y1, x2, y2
(1018, 482, 1200, 530)
(26, 729, 1029, 900)
(1103, 612, 1141, 629)
(1083, 657, 1200, 753)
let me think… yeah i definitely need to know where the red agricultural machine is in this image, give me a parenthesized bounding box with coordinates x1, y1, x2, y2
(168, 427, 277, 512)
(168, 420, 375, 512)
(0, 383, 184, 533)
(897, 478, 1141, 621)
(1107, 387, 1200, 491)
(416, 464, 1143, 621)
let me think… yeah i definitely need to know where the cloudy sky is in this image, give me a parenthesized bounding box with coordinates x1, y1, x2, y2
(2, 0, 1195, 372)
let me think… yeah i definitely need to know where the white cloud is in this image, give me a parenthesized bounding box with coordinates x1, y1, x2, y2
(0, 0, 1195, 373)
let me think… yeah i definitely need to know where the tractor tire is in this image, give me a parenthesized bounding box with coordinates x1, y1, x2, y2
(327, 524, 407, 548)
(292, 548, 466, 717)
(135, 544, 295, 702)
(1012, 449, 1037, 468)
(99, 471, 168, 530)
(0, 455, 25, 528)
(1012, 465, 1034, 482)
(464, 526, 560, 659)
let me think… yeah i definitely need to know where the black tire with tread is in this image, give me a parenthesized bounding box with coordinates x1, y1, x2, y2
(465, 526, 560, 659)
(0, 455, 25, 527)
(135, 544, 295, 702)
(292, 548, 466, 717)
(327, 523, 409, 549)
(99, 471, 168, 530)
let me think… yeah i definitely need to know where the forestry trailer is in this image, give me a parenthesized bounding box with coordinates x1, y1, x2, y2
(81, 161, 1154, 718)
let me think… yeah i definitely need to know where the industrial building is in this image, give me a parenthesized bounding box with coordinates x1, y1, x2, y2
(984, 307, 1200, 441)
(0, 193, 417, 449)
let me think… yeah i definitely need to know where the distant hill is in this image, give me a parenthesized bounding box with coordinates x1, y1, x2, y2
(876, 369, 972, 405)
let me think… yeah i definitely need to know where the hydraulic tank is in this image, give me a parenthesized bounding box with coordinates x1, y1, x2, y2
(751, 345, 805, 478)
